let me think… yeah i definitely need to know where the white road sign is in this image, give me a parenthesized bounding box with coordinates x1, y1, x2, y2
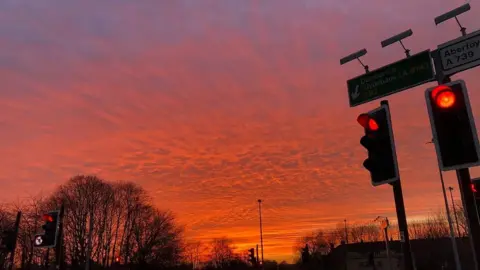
(438, 30, 480, 76)
(34, 236, 43, 246)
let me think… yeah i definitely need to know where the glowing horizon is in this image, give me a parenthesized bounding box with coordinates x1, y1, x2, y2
(1, 0, 480, 263)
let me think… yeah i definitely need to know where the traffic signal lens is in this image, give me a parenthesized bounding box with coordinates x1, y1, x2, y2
(472, 183, 477, 193)
(368, 119, 379, 131)
(432, 85, 456, 109)
(357, 114, 379, 131)
(436, 90, 456, 108)
(357, 114, 369, 127)
(42, 214, 53, 222)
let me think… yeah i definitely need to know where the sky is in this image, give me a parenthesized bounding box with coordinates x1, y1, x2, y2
(1, 0, 480, 263)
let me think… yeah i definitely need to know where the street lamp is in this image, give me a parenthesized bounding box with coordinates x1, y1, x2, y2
(258, 199, 264, 266)
(449, 186, 463, 237)
(426, 139, 462, 270)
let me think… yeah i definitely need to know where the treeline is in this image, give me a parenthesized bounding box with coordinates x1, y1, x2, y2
(184, 238, 280, 270)
(295, 203, 468, 262)
(0, 175, 183, 270)
(0, 175, 273, 270)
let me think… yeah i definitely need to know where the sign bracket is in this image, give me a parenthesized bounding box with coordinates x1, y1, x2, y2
(434, 3, 470, 37)
(398, 40, 411, 58)
(340, 48, 370, 73)
(454, 16, 467, 37)
(357, 57, 369, 73)
(381, 29, 413, 58)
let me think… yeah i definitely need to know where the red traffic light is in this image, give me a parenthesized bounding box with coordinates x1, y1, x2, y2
(42, 214, 53, 222)
(357, 114, 379, 131)
(472, 183, 478, 193)
(432, 85, 456, 109)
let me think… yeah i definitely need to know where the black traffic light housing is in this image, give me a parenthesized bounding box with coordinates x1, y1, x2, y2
(471, 178, 480, 216)
(357, 103, 399, 186)
(472, 178, 480, 200)
(248, 248, 257, 265)
(425, 80, 480, 171)
(33, 210, 60, 248)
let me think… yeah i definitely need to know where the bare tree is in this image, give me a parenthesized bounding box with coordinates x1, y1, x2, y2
(362, 224, 381, 242)
(130, 205, 183, 268)
(452, 200, 468, 237)
(24, 175, 186, 270)
(207, 238, 236, 269)
(350, 223, 372, 243)
(185, 241, 206, 269)
(296, 230, 330, 256)
(0, 205, 14, 269)
(407, 212, 450, 240)
(8, 194, 51, 269)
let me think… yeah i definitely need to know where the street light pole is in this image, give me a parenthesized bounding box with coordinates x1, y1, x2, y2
(427, 140, 462, 270)
(449, 187, 463, 237)
(258, 199, 264, 266)
(344, 219, 348, 244)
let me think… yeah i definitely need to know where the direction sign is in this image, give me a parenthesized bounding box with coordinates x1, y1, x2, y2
(438, 29, 480, 76)
(347, 50, 435, 107)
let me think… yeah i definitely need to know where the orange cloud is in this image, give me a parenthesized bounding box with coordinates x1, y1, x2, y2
(0, 0, 480, 262)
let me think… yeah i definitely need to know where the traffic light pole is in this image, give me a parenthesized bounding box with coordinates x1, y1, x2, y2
(380, 100, 414, 270)
(55, 203, 65, 270)
(432, 52, 480, 269)
(391, 180, 414, 270)
(8, 211, 21, 270)
(457, 168, 480, 269)
(431, 50, 480, 270)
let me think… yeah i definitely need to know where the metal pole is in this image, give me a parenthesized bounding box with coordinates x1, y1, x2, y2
(457, 168, 480, 270)
(431, 52, 480, 269)
(344, 219, 348, 244)
(8, 211, 21, 270)
(258, 199, 264, 266)
(45, 248, 50, 269)
(437, 162, 462, 270)
(384, 221, 392, 270)
(391, 180, 415, 270)
(380, 100, 414, 270)
(449, 187, 463, 237)
(256, 244, 259, 267)
(55, 203, 65, 270)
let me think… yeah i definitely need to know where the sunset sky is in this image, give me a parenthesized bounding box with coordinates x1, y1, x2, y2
(1, 0, 480, 263)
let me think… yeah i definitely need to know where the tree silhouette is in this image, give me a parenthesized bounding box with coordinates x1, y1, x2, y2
(2, 174, 183, 269)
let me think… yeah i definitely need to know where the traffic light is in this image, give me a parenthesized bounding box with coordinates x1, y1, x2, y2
(0, 230, 16, 252)
(33, 210, 60, 248)
(248, 248, 256, 265)
(425, 80, 480, 171)
(357, 103, 399, 186)
(472, 178, 480, 200)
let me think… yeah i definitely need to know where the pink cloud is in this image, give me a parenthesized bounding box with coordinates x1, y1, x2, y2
(0, 0, 479, 262)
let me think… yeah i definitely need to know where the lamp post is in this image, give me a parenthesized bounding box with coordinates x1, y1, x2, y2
(427, 139, 462, 270)
(449, 186, 463, 237)
(258, 199, 264, 266)
(344, 219, 348, 244)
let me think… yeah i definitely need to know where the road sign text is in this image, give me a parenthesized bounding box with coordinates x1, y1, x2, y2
(438, 30, 480, 76)
(347, 50, 434, 107)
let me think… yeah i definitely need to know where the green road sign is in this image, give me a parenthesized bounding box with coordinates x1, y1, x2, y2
(347, 50, 435, 107)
